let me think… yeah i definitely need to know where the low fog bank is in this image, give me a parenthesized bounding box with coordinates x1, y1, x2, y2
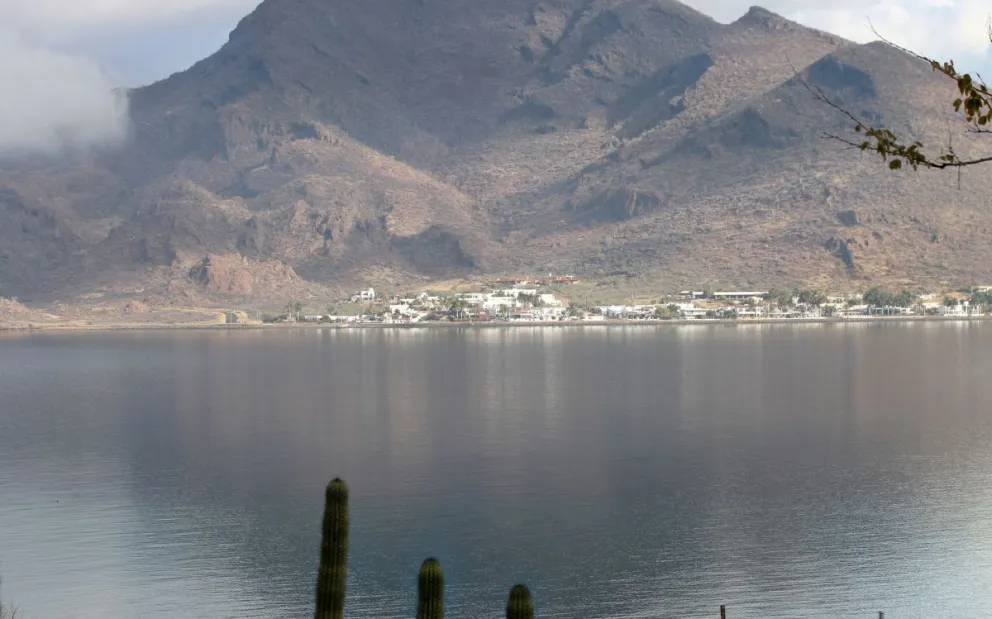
(0, 32, 130, 156)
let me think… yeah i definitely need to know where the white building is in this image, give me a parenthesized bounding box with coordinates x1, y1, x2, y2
(350, 288, 376, 302)
(939, 301, 982, 316)
(837, 304, 869, 317)
(599, 305, 628, 318)
(533, 307, 567, 321)
(482, 297, 519, 313)
(674, 303, 709, 319)
(714, 291, 768, 301)
(325, 315, 359, 324)
(460, 293, 491, 306)
(940, 303, 968, 316)
(389, 304, 416, 316)
(736, 306, 765, 318)
(495, 288, 538, 298)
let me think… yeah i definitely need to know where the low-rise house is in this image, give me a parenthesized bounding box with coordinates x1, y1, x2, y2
(509, 310, 536, 321)
(501, 288, 538, 298)
(837, 304, 869, 317)
(939, 301, 982, 316)
(714, 291, 769, 302)
(626, 307, 656, 320)
(868, 305, 913, 316)
(460, 293, 491, 306)
(482, 296, 519, 313)
(350, 288, 376, 302)
(940, 303, 969, 316)
(533, 307, 567, 321)
(599, 305, 639, 319)
(766, 308, 803, 319)
(736, 306, 765, 318)
(536, 275, 579, 285)
(793, 305, 822, 318)
(389, 304, 420, 319)
(324, 315, 359, 323)
(674, 303, 709, 319)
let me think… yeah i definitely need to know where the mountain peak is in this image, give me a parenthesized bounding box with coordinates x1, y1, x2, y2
(734, 6, 791, 30)
(731, 5, 846, 43)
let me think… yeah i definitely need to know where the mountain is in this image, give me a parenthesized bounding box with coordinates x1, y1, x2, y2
(2, 0, 990, 305)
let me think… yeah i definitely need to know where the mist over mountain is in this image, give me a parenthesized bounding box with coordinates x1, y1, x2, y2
(0, 33, 130, 155)
(1, 0, 989, 304)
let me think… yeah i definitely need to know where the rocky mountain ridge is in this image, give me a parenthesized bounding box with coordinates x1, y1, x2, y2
(1, 0, 990, 304)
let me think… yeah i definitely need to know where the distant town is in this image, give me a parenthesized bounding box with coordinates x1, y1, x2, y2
(247, 275, 992, 326)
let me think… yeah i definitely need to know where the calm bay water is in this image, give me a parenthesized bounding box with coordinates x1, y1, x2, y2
(2, 324, 992, 618)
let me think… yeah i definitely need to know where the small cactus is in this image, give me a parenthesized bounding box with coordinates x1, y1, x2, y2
(506, 584, 534, 619)
(315, 478, 349, 619)
(416, 557, 444, 619)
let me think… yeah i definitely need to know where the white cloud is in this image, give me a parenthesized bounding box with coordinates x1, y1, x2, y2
(0, 0, 259, 154)
(684, 0, 992, 72)
(2, 0, 260, 29)
(0, 32, 129, 155)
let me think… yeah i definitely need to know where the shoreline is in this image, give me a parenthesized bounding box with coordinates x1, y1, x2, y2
(3, 314, 991, 334)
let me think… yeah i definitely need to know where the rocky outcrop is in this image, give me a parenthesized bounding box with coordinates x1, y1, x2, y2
(121, 299, 151, 313)
(188, 254, 257, 295)
(825, 236, 858, 273)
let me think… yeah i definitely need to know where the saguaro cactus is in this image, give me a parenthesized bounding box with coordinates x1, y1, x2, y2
(315, 478, 349, 619)
(416, 557, 444, 619)
(506, 584, 534, 619)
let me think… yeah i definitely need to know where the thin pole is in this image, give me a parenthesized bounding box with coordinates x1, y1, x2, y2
(720, 605, 726, 619)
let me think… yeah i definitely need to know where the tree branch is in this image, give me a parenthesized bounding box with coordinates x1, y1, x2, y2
(799, 21, 992, 171)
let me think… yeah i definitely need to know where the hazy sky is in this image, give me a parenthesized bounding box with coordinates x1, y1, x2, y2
(1, 0, 990, 153)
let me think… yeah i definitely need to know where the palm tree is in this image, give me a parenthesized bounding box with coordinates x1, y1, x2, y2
(285, 299, 303, 319)
(447, 297, 469, 321)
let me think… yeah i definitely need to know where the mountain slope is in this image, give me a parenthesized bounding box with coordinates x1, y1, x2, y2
(1, 0, 990, 303)
(515, 40, 992, 288)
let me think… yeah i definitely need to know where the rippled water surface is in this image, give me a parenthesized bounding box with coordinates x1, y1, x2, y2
(3, 324, 992, 618)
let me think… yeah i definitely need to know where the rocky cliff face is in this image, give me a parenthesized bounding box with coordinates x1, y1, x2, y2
(1, 0, 989, 303)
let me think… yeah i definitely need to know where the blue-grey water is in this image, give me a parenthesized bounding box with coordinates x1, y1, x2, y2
(2, 324, 992, 619)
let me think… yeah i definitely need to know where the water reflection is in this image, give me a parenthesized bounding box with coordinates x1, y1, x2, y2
(3, 325, 992, 618)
